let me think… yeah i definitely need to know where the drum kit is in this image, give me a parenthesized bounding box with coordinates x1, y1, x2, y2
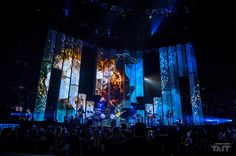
(86, 108, 120, 124)
(92, 108, 103, 119)
(88, 108, 104, 120)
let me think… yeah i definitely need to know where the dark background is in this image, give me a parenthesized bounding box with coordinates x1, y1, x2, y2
(1, 0, 236, 120)
(143, 50, 161, 102)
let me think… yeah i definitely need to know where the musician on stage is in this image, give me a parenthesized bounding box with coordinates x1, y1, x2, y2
(25, 108, 33, 121)
(114, 104, 126, 127)
(77, 105, 84, 124)
(145, 109, 154, 126)
(166, 110, 173, 126)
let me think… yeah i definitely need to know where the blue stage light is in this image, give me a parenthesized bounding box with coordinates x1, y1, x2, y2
(98, 102, 106, 110)
(204, 117, 232, 124)
(65, 0, 71, 16)
(150, 16, 164, 35)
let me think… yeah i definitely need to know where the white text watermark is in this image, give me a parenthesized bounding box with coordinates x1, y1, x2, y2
(211, 143, 231, 152)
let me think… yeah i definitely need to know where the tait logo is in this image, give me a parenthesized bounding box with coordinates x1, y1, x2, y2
(211, 143, 231, 152)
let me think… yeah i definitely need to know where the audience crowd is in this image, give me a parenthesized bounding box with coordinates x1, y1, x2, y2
(0, 122, 235, 156)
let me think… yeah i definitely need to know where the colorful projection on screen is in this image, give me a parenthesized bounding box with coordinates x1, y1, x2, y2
(34, 30, 83, 121)
(95, 50, 144, 107)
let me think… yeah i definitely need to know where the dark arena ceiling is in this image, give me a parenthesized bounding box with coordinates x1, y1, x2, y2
(6, 0, 212, 50)
(6, 0, 236, 50)
(49, 0, 199, 50)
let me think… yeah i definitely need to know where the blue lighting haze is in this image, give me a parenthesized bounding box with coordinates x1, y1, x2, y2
(204, 117, 232, 124)
(151, 16, 164, 35)
(65, 0, 71, 16)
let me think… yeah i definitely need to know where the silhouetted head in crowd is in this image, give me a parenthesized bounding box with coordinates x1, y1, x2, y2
(62, 127, 68, 135)
(112, 127, 123, 138)
(87, 128, 93, 137)
(101, 128, 110, 138)
(121, 123, 127, 129)
(93, 129, 101, 138)
(80, 129, 88, 138)
(70, 128, 77, 135)
(134, 123, 146, 136)
(54, 126, 62, 136)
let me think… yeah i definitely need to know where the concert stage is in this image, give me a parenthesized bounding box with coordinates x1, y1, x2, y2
(32, 29, 203, 126)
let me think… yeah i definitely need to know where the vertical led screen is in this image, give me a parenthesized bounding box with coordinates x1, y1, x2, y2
(145, 103, 154, 114)
(34, 30, 83, 122)
(167, 46, 182, 123)
(185, 43, 203, 125)
(153, 97, 162, 120)
(34, 30, 56, 121)
(95, 50, 144, 108)
(86, 101, 94, 118)
(159, 47, 172, 125)
(95, 50, 118, 106)
(158, 43, 203, 125)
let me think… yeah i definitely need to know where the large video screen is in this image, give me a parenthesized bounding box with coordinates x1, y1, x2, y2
(34, 30, 83, 122)
(95, 50, 144, 107)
